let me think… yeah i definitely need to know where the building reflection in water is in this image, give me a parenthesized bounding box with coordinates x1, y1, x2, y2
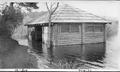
(54, 42, 105, 62)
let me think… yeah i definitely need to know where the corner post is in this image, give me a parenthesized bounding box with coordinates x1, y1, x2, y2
(81, 23, 85, 60)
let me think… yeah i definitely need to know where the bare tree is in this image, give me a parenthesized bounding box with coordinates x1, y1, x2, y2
(46, 2, 59, 64)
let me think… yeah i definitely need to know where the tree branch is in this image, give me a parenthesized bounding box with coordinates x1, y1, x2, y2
(46, 2, 50, 13)
(51, 2, 59, 15)
(50, 2, 56, 10)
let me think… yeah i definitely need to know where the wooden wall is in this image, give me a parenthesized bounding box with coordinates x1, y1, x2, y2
(83, 23, 105, 43)
(26, 23, 106, 61)
(52, 23, 82, 45)
(52, 23, 105, 45)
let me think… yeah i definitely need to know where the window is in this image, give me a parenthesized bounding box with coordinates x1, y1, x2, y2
(70, 24, 79, 32)
(86, 26, 94, 32)
(60, 24, 79, 33)
(61, 24, 70, 32)
(85, 24, 104, 32)
(94, 26, 103, 32)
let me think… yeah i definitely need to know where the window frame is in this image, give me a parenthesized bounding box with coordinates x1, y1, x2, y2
(69, 24, 80, 33)
(60, 23, 80, 33)
(60, 24, 70, 33)
(85, 23, 104, 33)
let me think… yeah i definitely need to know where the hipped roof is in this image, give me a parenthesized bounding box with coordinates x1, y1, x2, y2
(26, 4, 111, 26)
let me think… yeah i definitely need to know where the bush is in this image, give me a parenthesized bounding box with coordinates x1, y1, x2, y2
(49, 57, 85, 69)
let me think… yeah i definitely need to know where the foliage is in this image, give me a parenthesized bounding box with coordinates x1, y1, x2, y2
(0, 2, 38, 37)
(18, 2, 39, 9)
(49, 57, 85, 69)
(0, 2, 39, 68)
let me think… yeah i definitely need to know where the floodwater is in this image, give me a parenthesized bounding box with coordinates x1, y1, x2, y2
(17, 26, 120, 69)
(18, 39, 106, 62)
(54, 43, 105, 62)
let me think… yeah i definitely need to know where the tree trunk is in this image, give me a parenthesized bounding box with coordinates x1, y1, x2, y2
(45, 2, 59, 64)
(47, 14, 54, 63)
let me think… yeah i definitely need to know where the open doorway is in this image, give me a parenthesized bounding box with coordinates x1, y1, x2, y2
(31, 26, 43, 53)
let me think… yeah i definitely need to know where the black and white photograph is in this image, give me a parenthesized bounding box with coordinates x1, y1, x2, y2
(0, 0, 120, 71)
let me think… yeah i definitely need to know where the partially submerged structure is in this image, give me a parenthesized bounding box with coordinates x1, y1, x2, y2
(25, 4, 111, 62)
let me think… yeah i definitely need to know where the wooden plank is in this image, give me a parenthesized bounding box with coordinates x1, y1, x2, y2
(83, 28, 104, 43)
(56, 32, 82, 45)
(57, 39, 82, 45)
(83, 38, 104, 43)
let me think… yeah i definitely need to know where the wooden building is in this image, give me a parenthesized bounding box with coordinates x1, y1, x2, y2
(25, 4, 111, 62)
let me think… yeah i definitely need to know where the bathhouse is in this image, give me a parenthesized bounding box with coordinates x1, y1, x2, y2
(25, 4, 111, 61)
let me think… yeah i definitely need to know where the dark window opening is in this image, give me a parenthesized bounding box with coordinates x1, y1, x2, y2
(94, 26, 104, 32)
(86, 26, 94, 32)
(70, 24, 79, 32)
(60, 24, 79, 33)
(85, 24, 104, 32)
(61, 24, 70, 32)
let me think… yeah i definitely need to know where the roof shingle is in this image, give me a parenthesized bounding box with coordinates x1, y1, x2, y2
(26, 4, 111, 25)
